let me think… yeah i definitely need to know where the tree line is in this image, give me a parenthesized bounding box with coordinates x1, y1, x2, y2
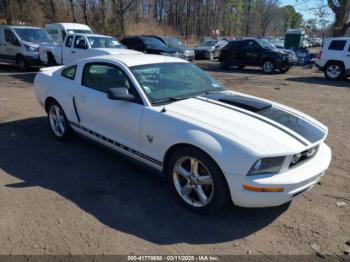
(0, 0, 349, 39)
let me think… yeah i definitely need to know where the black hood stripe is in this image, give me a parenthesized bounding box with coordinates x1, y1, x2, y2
(195, 97, 310, 146)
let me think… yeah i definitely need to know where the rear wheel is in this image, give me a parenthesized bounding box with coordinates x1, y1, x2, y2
(47, 101, 73, 141)
(220, 58, 230, 69)
(262, 59, 275, 74)
(166, 146, 229, 214)
(324, 62, 344, 80)
(16, 56, 28, 72)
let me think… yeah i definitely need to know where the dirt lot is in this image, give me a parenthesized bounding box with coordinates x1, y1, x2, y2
(0, 62, 349, 257)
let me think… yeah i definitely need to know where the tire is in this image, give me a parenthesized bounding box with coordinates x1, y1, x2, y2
(238, 65, 245, 70)
(220, 58, 230, 69)
(262, 59, 275, 74)
(166, 146, 229, 214)
(324, 62, 344, 80)
(47, 53, 57, 67)
(279, 67, 290, 74)
(16, 56, 28, 72)
(47, 101, 73, 141)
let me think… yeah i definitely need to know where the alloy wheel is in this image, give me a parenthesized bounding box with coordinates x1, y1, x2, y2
(326, 64, 341, 79)
(263, 60, 274, 73)
(173, 156, 214, 207)
(49, 104, 66, 137)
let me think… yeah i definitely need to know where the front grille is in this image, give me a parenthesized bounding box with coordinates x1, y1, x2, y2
(289, 145, 319, 168)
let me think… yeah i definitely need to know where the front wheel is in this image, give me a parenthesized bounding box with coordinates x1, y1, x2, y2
(279, 67, 290, 73)
(16, 56, 28, 72)
(166, 147, 229, 214)
(48, 101, 73, 141)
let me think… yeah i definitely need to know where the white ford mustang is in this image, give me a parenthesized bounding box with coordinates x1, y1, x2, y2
(34, 54, 332, 213)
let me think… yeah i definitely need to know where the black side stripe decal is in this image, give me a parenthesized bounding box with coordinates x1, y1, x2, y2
(72, 97, 80, 123)
(69, 121, 163, 166)
(195, 97, 309, 146)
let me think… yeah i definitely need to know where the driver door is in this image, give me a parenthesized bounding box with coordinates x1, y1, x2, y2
(74, 62, 144, 152)
(242, 40, 262, 65)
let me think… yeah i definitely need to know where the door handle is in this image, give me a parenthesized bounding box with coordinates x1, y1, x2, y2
(71, 51, 76, 53)
(78, 96, 87, 102)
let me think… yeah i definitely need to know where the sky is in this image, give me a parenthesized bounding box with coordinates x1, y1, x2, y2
(280, 0, 334, 22)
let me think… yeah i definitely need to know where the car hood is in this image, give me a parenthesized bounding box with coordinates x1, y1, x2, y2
(94, 48, 141, 55)
(194, 46, 214, 51)
(170, 46, 193, 53)
(145, 46, 176, 53)
(164, 91, 327, 155)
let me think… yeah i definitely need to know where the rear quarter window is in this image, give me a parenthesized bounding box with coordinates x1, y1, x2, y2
(328, 40, 346, 51)
(61, 65, 77, 80)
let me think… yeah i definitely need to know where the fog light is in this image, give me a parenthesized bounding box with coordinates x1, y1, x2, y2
(243, 184, 284, 192)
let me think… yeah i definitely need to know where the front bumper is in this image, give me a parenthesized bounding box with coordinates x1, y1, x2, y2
(195, 50, 210, 59)
(226, 142, 332, 208)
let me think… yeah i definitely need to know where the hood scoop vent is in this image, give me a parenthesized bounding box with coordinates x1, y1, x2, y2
(219, 95, 272, 113)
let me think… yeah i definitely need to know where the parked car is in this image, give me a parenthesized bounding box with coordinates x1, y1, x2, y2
(219, 38, 293, 73)
(0, 25, 51, 71)
(34, 54, 331, 213)
(120, 36, 177, 56)
(194, 40, 218, 60)
(39, 33, 137, 66)
(315, 37, 350, 80)
(46, 23, 93, 44)
(151, 36, 195, 61)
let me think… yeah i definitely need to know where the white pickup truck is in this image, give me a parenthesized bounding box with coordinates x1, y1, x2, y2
(39, 33, 140, 66)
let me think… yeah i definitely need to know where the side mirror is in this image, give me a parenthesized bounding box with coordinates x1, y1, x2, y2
(107, 87, 135, 101)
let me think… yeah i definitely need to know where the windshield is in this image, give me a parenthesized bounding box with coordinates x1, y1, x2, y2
(67, 29, 93, 34)
(201, 40, 217, 47)
(87, 37, 122, 48)
(256, 39, 275, 49)
(164, 37, 184, 48)
(140, 37, 167, 49)
(131, 63, 224, 103)
(14, 28, 51, 43)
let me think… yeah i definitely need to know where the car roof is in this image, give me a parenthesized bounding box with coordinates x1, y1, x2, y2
(87, 54, 189, 67)
(0, 26, 42, 29)
(46, 23, 91, 30)
(69, 33, 114, 38)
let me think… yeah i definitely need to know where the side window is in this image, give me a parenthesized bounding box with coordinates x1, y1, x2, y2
(74, 36, 87, 49)
(4, 29, 20, 46)
(245, 40, 258, 51)
(328, 40, 346, 51)
(65, 36, 73, 47)
(82, 63, 137, 95)
(61, 65, 77, 80)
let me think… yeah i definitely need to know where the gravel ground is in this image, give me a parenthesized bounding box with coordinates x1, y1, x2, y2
(0, 62, 349, 258)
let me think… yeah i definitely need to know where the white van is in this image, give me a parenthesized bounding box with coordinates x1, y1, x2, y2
(0, 26, 51, 71)
(46, 23, 93, 44)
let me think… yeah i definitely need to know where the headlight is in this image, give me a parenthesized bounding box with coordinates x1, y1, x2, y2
(248, 156, 285, 175)
(24, 44, 38, 52)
